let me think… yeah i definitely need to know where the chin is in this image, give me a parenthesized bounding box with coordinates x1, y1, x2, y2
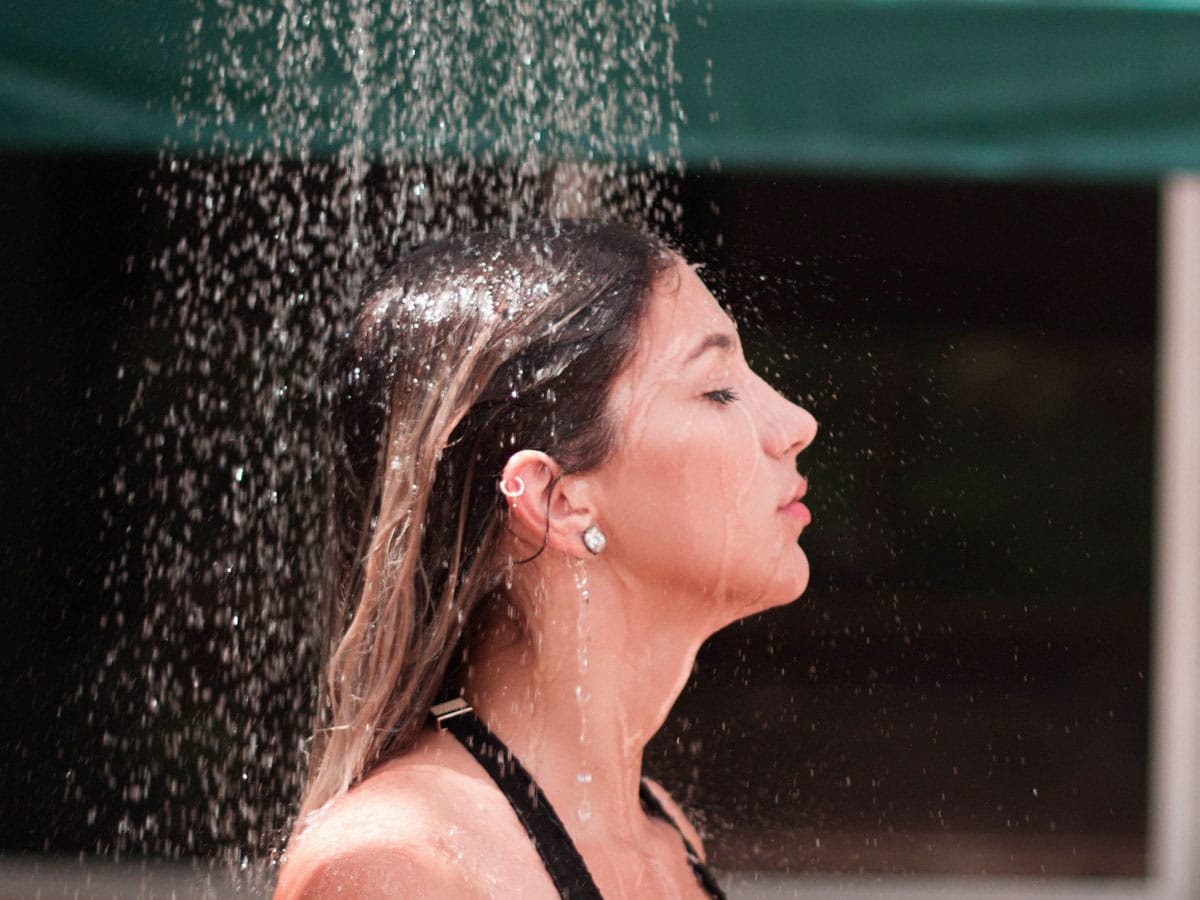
(763, 542, 810, 604)
(785, 546, 812, 600)
(722, 549, 810, 622)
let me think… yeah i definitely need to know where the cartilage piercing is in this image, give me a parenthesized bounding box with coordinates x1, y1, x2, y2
(499, 475, 526, 498)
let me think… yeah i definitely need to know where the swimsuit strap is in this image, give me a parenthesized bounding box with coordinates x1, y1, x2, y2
(431, 698, 726, 900)
(432, 699, 603, 900)
(637, 781, 728, 900)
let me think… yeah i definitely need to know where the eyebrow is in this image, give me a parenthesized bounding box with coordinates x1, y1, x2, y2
(684, 332, 737, 365)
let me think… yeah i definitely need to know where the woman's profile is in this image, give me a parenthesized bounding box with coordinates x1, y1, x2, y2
(273, 220, 817, 899)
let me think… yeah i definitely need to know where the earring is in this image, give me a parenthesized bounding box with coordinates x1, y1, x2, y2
(498, 475, 525, 499)
(582, 525, 607, 555)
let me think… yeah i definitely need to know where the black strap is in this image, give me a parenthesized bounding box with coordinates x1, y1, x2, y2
(637, 782, 728, 900)
(435, 703, 603, 900)
(433, 700, 725, 899)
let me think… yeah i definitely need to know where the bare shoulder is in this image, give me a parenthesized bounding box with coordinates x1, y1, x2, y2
(274, 839, 467, 900)
(275, 749, 533, 899)
(641, 777, 708, 862)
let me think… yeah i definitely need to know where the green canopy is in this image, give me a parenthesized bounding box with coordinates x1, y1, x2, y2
(4, 0, 1200, 179)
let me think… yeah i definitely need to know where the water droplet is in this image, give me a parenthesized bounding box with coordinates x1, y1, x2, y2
(101, 0, 685, 876)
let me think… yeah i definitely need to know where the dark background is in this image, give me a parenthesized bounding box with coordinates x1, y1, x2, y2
(656, 175, 1155, 875)
(0, 156, 1155, 875)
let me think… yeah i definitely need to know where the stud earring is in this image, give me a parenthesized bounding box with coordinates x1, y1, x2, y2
(582, 525, 607, 555)
(498, 475, 525, 499)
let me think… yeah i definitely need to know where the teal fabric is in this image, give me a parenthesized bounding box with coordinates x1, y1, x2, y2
(676, 0, 1200, 179)
(4, 0, 1200, 178)
(1, 1, 191, 153)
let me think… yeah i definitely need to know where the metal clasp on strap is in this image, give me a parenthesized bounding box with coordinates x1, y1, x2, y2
(430, 697, 474, 730)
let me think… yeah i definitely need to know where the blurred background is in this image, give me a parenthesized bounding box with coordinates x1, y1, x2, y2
(2, 1, 1199, 897)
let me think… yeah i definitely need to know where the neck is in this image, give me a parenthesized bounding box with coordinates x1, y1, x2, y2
(462, 556, 711, 840)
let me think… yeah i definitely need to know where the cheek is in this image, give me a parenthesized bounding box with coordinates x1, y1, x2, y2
(650, 412, 748, 514)
(634, 417, 761, 564)
(602, 414, 730, 559)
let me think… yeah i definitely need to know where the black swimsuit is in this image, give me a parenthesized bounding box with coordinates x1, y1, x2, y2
(431, 699, 727, 899)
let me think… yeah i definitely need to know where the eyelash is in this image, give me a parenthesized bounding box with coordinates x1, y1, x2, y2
(704, 387, 739, 405)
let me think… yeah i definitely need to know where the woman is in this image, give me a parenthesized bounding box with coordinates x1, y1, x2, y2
(274, 221, 817, 899)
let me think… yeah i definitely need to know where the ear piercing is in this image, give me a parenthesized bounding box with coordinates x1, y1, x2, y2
(498, 475, 525, 499)
(582, 525, 607, 555)
(501, 477, 605, 555)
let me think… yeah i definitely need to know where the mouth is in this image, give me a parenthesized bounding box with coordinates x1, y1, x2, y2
(779, 477, 811, 526)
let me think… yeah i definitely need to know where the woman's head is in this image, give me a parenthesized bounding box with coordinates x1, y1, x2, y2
(304, 221, 674, 815)
(550, 261, 819, 617)
(304, 221, 819, 820)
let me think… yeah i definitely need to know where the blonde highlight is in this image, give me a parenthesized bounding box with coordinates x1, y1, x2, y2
(296, 221, 673, 824)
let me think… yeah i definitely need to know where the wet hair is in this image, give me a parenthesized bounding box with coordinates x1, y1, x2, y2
(299, 220, 675, 819)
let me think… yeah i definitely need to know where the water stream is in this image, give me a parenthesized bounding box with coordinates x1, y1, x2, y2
(100, 0, 684, 880)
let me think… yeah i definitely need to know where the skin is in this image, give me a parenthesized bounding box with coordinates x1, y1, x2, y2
(275, 259, 817, 899)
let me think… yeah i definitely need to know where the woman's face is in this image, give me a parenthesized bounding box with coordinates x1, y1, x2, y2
(587, 259, 818, 617)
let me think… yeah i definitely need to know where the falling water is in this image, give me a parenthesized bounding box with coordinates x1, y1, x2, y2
(99, 0, 683, 883)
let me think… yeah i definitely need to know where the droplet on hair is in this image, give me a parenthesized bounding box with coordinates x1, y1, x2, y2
(107, 0, 684, 874)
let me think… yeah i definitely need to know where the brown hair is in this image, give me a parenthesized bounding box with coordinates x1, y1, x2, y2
(299, 220, 674, 819)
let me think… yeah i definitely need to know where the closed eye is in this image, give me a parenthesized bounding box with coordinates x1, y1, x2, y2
(704, 388, 739, 405)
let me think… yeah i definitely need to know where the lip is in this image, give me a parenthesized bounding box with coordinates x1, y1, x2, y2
(778, 477, 811, 525)
(778, 476, 808, 509)
(780, 499, 811, 526)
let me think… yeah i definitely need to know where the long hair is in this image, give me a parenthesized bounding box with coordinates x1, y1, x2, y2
(299, 221, 674, 820)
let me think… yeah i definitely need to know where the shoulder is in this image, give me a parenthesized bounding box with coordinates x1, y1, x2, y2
(274, 840, 468, 900)
(272, 766, 469, 899)
(274, 749, 536, 900)
(641, 777, 708, 863)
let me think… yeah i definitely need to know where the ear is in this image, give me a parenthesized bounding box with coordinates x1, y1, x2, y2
(500, 450, 597, 559)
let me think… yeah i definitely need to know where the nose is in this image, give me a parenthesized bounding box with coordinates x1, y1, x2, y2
(760, 380, 817, 459)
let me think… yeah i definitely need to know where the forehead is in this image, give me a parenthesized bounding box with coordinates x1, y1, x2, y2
(635, 261, 736, 363)
(599, 260, 739, 453)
